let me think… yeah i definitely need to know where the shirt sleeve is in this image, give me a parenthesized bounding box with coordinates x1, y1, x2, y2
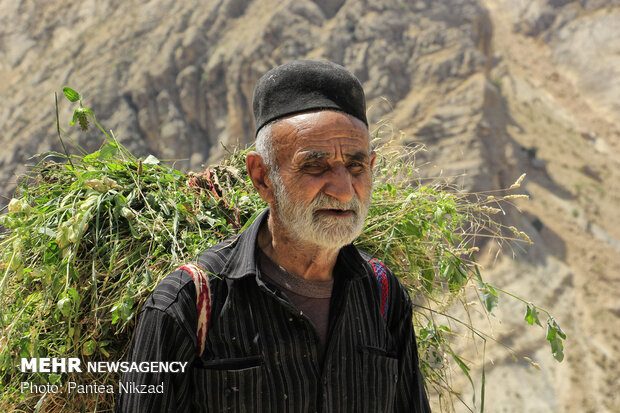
(389, 273, 432, 413)
(115, 275, 198, 413)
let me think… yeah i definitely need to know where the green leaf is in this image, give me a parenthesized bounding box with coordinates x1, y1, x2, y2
(120, 207, 135, 219)
(549, 336, 564, 362)
(49, 373, 62, 384)
(99, 142, 118, 159)
(57, 288, 80, 318)
(442, 260, 454, 279)
(445, 259, 467, 291)
(525, 305, 534, 325)
(437, 325, 452, 333)
(143, 155, 160, 165)
(62, 86, 82, 102)
(420, 267, 434, 293)
(83, 151, 100, 162)
(70, 110, 79, 126)
(546, 317, 566, 362)
(127, 219, 140, 238)
(448, 347, 475, 407)
(525, 303, 542, 326)
(551, 318, 566, 340)
(479, 282, 498, 314)
(159, 198, 171, 216)
(82, 340, 96, 356)
(472, 261, 483, 283)
(434, 206, 445, 225)
(110, 297, 134, 324)
(67, 287, 80, 305)
(546, 319, 557, 341)
(57, 296, 72, 317)
(37, 227, 57, 238)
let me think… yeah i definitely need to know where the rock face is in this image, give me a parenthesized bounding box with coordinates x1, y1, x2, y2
(0, 0, 502, 192)
(1, 0, 619, 411)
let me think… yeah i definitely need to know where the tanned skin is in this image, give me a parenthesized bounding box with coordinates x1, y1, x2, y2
(246, 110, 376, 282)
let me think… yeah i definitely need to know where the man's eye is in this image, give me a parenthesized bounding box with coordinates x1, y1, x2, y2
(302, 163, 327, 173)
(347, 162, 366, 171)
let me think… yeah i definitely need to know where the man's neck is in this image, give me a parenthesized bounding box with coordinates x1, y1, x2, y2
(257, 213, 340, 282)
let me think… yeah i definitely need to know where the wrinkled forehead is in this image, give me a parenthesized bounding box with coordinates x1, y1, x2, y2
(271, 110, 370, 163)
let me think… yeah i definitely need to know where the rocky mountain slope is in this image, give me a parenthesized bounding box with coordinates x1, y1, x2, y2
(1, 0, 619, 411)
(453, 1, 620, 412)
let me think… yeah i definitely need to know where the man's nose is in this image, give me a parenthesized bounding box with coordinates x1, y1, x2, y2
(322, 164, 355, 204)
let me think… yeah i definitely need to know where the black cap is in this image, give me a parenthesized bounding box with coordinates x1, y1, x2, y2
(252, 59, 367, 136)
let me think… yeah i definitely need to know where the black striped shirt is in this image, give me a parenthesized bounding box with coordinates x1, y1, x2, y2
(116, 209, 431, 412)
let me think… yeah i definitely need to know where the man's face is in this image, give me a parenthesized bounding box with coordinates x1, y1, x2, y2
(268, 110, 375, 249)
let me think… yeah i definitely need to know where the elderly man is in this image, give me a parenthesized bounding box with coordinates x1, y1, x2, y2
(117, 60, 430, 412)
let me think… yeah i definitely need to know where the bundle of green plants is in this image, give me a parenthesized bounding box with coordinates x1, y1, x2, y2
(0, 88, 565, 412)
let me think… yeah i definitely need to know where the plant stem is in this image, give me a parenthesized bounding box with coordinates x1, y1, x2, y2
(0, 249, 17, 330)
(55, 93, 74, 169)
(493, 286, 553, 317)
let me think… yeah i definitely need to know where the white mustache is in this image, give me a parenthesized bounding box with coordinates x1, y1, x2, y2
(309, 192, 362, 215)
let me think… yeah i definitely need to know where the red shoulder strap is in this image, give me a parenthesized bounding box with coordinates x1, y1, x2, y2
(369, 258, 389, 321)
(178, 263, 211, 356)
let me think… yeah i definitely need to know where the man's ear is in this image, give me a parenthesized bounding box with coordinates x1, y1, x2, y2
(246, 151, 275, 203)
(370, 150, 377, 169)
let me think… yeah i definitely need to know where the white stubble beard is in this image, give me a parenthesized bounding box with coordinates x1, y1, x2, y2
(270, 170, 371, 249)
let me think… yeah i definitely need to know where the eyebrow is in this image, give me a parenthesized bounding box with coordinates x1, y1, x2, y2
(346, 151, 370, 163)
(301, 152, 329, 161)
(299, 151, 369, 163)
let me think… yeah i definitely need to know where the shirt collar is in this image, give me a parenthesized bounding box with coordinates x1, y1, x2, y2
(221, 208, 367, 281)
(219, 208, 269, 280)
